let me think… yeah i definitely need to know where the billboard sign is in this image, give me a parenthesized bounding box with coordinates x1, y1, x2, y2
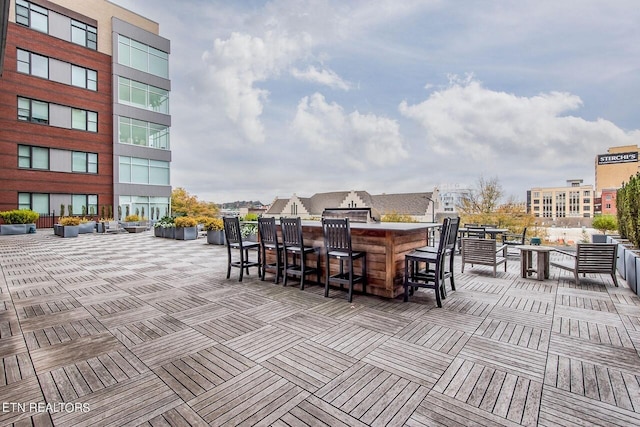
(597, 152, 638, 165)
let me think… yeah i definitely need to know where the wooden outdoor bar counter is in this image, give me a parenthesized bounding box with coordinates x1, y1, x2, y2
(293, 221, 440, 299)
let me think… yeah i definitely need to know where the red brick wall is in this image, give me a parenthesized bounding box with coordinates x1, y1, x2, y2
(0, 23, 113, 212)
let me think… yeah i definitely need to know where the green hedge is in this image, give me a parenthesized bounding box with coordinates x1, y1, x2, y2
(617, 172, 640, 247)
(0, 209, 39, 224)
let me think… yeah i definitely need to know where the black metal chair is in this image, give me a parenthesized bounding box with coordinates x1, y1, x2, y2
(322, 218, 367, 303)
(404, 217, 457, 307)
(258, 217, 283, 284)
(502, 227, 527, 255)
(466, 226, 486, 239)
(280, 217, 320, 289)
(223, 217, 261, 282)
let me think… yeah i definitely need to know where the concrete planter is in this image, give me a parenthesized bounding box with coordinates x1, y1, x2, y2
(592, 234, 608, 243)
(175, 226, 197, 240)
(163, 227, 175, 239)
(58, 225, 79, 238)
(96, 222, 105, 233)
(154, 227, 163, 237)
(0, 224, 34, 235)
(207, 230, 225, 245)
(78, 221, 96, 234)
(624, 250, 639, 293)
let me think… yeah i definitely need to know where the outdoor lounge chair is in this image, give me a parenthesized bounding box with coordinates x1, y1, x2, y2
(461, 238, 507, 277)
(502, 227, 527, 255)
(550, 243, 619, 286)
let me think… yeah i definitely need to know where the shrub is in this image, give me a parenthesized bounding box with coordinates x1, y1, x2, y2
(175, 217, 197, 227)
(203, 218, 223, 231)
(381, 212, 416, 223)
(124, 214, 140, 222)
(243, 213, 259, 221)
(0, 209, 39, 224)
(59, 216, 80, 226)
(241, 223, 258, 238)
(592, 215, 618, 235)
(154, 216, 175, 228)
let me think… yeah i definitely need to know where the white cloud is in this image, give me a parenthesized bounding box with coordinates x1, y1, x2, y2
(399, 75, 640, 168)
(291, 66, 350, 90)
(202, 31, 312, 144)
(292, 92, 408, 169)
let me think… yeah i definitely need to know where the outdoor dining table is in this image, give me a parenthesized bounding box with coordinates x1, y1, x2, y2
(270, 221, 441, 298)
(458, 227, 508, 240)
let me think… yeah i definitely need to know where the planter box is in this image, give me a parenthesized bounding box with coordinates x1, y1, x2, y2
(163, 227, 175, 239)
(96, 222, 105, 233)
(154, 227, 163, 237)
(78, 221, 96, 234)
(592, 234, 608, 243)
(625, 250, 639, 293)
(617, 243, 626, 280)
(0, 224, 32, 235)
(175, 226, 197, 240)
(244, 233, 258, 242)
(58, 225, 79, 238)
(207, 230, 225, 245)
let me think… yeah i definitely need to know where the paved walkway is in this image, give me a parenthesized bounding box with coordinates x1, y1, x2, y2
(0, 230, 639, 426)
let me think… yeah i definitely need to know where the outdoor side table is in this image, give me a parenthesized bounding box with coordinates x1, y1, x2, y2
(516, 245, 554, 281)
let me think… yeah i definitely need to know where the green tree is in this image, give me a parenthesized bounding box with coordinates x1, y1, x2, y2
(592, 215, 618, 235)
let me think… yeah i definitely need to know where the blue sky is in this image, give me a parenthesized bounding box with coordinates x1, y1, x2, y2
(110, 0, 640, 204)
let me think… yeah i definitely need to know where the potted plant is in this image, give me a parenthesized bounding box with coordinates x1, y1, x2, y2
(57, 216, 80, 238)
(122, 214, 140, 227)
(241, 223, 258, 242)
(0, 209, 39, 235)
(591, 215, 617, 243)
(174, 217, 198, 240)
(154, 216, 174, 238)
(204, 218, 225, 245)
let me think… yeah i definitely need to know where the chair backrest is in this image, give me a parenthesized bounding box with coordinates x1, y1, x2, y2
(462, 238, 498, 263)
(322, 218, 353, 253)
(280, 217, 303, 248)
(444, 217, 460, 252)
(464, 223, 478, 227)
(519, 227, 528, 242)
(576, 243, 617, 273)
(258, 217, 278, 246)
(223, 216, 242, 245)
(466, 227, 486, 239)
(481, 224, 498, 229)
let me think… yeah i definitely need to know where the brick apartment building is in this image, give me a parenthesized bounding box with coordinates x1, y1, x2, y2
(0, 0, 171, 219)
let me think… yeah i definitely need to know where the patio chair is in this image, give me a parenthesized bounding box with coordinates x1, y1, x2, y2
(461, 238, 507, 277)
(280, 217, 320, 290)
(466, 226, 486, 239)
(104, 220, 123, 233)
(322, 218, 367, 303)
(223, 216, 261, 282)
(550, 243, 618, 286)
(258, 217, 284, 284)
(405, 217, 458, 307)
(502, 227, 527, 255)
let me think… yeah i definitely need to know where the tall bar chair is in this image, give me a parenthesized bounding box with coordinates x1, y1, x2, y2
(322, 218, 367, 303)
(280, 217, 320, 289)
(223, 216, 261, 282)
(258, 217, 283, 284)
(415, 217, 460, 291)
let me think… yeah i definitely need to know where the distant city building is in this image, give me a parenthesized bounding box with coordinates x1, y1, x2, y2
(0, 0, 171, 219)
(436, 184, 472, 214)
(592, 144, 639, 216)
(528, 179, 594, 220)
(265, 190, 437, 222)
(595, 145, 639, 197)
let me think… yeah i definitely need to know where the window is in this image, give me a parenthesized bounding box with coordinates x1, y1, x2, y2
(533, 192, 540, 198)
(583, 190, 591, 197)
(119, 156, 170, 185)
(118, 77, 169, 113)
(72, 194, 97, 216)
(584, 205, 591, 211)
(72, 152, 98, 173)
(605, 194, 612, 200)
(71, 20, 97, 50)
(18, 97, 48, 123)
(605, 203, 612, 209)
(118, 117, 170, 149)
(71, 65, 97, 91)
(118, 35, 169, 78)
(16, 0, 48, 33)
(18, 193, 49, 213)
(18, 145, 49, 169)
(16, 49, 48, 78)
(71, 109, 98, 132)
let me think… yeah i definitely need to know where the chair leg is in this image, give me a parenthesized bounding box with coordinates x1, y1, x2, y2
(347, 259, 354, 303)
(612, 273, 619, 287)
(362, 255, 367, 295)
(404, 259, 410, 302)
(300, 252, 307, 290)
(449, 254, 456, 291)
(239, 250, 244, 282)
(324, 257, 331, 298)
(283, 251, 289, 287)
(316, 250, 321, 286)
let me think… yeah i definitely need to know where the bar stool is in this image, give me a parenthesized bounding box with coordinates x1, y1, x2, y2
(280, 217, 320, 289)
(258, 217, 283, 284)
(322, 218, 367, 303)
(223, 217, 261, 282)
(415, 217, 460, 292)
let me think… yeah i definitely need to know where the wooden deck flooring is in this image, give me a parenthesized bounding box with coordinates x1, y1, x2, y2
(0, 231, 639, 426)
